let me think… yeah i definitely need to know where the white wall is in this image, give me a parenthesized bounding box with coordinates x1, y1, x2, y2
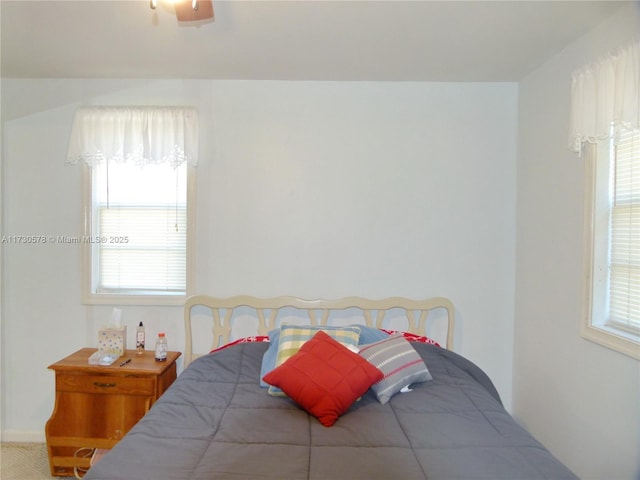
(514, 3, 640, 480)
(1, 79, 518, 440)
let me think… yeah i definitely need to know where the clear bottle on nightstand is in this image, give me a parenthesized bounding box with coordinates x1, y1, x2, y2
(155, 332, 168, 362)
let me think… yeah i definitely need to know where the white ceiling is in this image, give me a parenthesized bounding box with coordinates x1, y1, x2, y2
(0, 0, 631, 81)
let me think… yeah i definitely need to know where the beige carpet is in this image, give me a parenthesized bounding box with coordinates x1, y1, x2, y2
(0, 443, 75, 480)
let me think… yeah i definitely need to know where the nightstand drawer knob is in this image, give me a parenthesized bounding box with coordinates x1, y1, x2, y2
(93, 382, 116, 388)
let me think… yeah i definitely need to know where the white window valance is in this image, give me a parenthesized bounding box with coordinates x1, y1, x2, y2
(569, 40, 639, 155)
(66, 106, 199, 168)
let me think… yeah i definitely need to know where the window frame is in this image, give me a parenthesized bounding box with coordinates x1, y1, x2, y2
(81, 163, 196, 306)
(582, 137, 640, 360)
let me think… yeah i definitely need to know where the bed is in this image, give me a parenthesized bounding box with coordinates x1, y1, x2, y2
(84, 295, 577, 480)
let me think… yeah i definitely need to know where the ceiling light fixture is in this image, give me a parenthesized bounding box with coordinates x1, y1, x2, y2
(150, 0, 214, 22)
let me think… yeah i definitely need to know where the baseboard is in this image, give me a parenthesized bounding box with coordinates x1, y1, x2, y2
(1, 430, 45, 443)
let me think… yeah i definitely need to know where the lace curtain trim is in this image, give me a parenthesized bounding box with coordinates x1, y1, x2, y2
(66, 106, 199, 167)
(569, 40, 639, 155)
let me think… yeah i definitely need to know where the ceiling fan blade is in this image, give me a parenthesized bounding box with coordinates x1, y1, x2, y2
(174, 0, 214, 22)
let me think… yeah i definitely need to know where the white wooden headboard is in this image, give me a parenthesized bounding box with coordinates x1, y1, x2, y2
(184, 295, 455, 368)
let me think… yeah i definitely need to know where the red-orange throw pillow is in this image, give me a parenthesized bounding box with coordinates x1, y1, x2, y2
(262, 330, 383, 427)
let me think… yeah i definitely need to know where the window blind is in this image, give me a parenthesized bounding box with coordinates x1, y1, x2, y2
(98, 205, 187, 293)
(609, 127, 640, 332)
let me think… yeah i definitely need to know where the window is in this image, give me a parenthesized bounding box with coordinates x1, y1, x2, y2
(583, 126, 639, 359)
(67, 106, 198, 305)
(82, 161, 195, 305)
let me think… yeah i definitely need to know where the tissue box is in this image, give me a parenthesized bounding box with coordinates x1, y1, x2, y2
(98, 327, 127, 356)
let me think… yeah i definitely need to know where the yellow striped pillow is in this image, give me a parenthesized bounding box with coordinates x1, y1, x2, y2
(267, 324, 361, 397)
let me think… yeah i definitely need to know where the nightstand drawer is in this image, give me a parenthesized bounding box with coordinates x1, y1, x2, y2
(57, 374, 155, 396)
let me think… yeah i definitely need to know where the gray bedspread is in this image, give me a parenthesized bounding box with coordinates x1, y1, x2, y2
(85, 343, 578, 480)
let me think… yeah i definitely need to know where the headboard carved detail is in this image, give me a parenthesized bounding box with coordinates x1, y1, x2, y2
(184, 295, 455, 368)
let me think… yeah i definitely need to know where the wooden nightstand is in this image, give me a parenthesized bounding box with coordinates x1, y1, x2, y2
(45, 348, 181, 477)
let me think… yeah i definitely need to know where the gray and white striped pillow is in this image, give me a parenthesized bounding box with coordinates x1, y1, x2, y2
(358, 334, 432, 404)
